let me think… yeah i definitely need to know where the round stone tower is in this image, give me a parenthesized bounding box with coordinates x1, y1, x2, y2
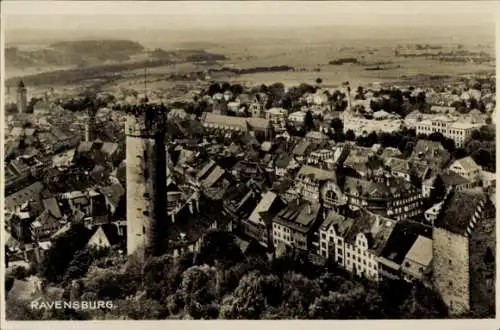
(16, 80, 28, 113)
(125, 105, 168, 257)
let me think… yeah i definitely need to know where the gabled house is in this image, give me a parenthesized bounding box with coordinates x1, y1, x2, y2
(292, 139, 313, 163)
(240, 191, 286, 247)
(30, 209, 62, 241)
(440, 172, 473, 192)
(87, 224, 122, 250)
(448, 156, 482, 185)
(401, 235, 433, 283)
(272, 200, 323, 252)
(99, 183, 125, 217)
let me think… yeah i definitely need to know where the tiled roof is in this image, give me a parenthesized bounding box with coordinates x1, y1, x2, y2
(274, 201, 321, 232)
(343, 176, 415, 199)
(101, 142, 119, 156)
(32, 209, 60, 229)
(202, 166, 226, 189)
(297, 165, 336, 182)
(453, 156, 481, 173)
(435, 189, 486, 235)
(9, 158, 30, 175)
(42, 198, 62, 219)
(404, 235, 432, 267)
(90, 224, 122, 246)
(305, 131, 328, 140)
(196, 160, 217, 181)
(410, 140, 451, 170)
(275, 153, 292, 168)
(385, 157, 411, 173)
(321, 210, 353, 237)
(441, 172, 470, 186)
(292, 140, 312, 156)
(201, 112, 270, 131)
(77, 142, 94, 154)
(99, 183, 125, 207)
(379, 220, 431, 267)
(5, 182, 44, 211)
(248, 191, 278, 224)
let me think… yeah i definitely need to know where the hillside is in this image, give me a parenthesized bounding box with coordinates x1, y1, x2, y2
(6, 40, 146, 69)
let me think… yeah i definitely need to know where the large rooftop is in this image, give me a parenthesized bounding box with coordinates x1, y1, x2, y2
(435, 189, 486, 235)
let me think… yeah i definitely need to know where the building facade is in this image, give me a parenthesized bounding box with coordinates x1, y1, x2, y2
(415, 119, 477, 147)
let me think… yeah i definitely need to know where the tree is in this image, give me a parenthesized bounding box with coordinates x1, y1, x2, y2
(63, 248, 92, 282)
(230, 84, 244, 96)
(181, 265, 219, 319)
(39, 223, 92, 283)
(428, 132, 444, 142)
(429, 175, 446, 202)
(453, 148, 468, 160)
(11, 266, 28, 280)
(116, 296, 168, 320)
(208, 83, 222, 96)
(219, 271, 267, 319)
(366, 131, 378, 147)
(304, 110, 315, 132)
(315, 78, 323, 86)
(484, 247, 494, 264)
(195, 232, 245, 267)
(355, 86, 365, 100)
(345, 129, 355, 141)
(267, 82, 286, 108)
(398, 284, 447, 319)
(330, 118, 344, 133)
(5, 275, 14, 295)
(279, 272, 322, 319)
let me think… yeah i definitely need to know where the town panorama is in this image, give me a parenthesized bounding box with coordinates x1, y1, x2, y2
(3, 1, 497, 322)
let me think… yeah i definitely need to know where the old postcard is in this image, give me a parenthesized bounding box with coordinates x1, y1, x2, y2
(1, 1, 498, 329)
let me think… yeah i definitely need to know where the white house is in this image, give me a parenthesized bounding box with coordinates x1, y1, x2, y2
(448, 156, 482, 185)
(288, 111, 307, 125)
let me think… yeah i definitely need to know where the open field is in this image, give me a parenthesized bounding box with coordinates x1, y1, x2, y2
(5, 25, 494, 93)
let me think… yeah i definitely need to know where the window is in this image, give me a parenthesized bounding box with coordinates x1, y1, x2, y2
(337, 248, 342, 255)
(329, 237, 334, 243)
(449, 259, 452, 265)
(321, 233, 326, 239)
(449, 281, 453, 288)
(337, 238, 342, 245)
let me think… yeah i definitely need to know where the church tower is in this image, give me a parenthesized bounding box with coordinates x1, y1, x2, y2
(16, 80, 28, 113)
(126, 104, 168, 257)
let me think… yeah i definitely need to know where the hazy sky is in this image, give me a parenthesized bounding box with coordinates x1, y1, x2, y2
(3, 1, 497, 31)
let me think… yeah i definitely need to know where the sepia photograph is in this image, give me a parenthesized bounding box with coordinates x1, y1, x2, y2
(1, 0, 497, 326)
